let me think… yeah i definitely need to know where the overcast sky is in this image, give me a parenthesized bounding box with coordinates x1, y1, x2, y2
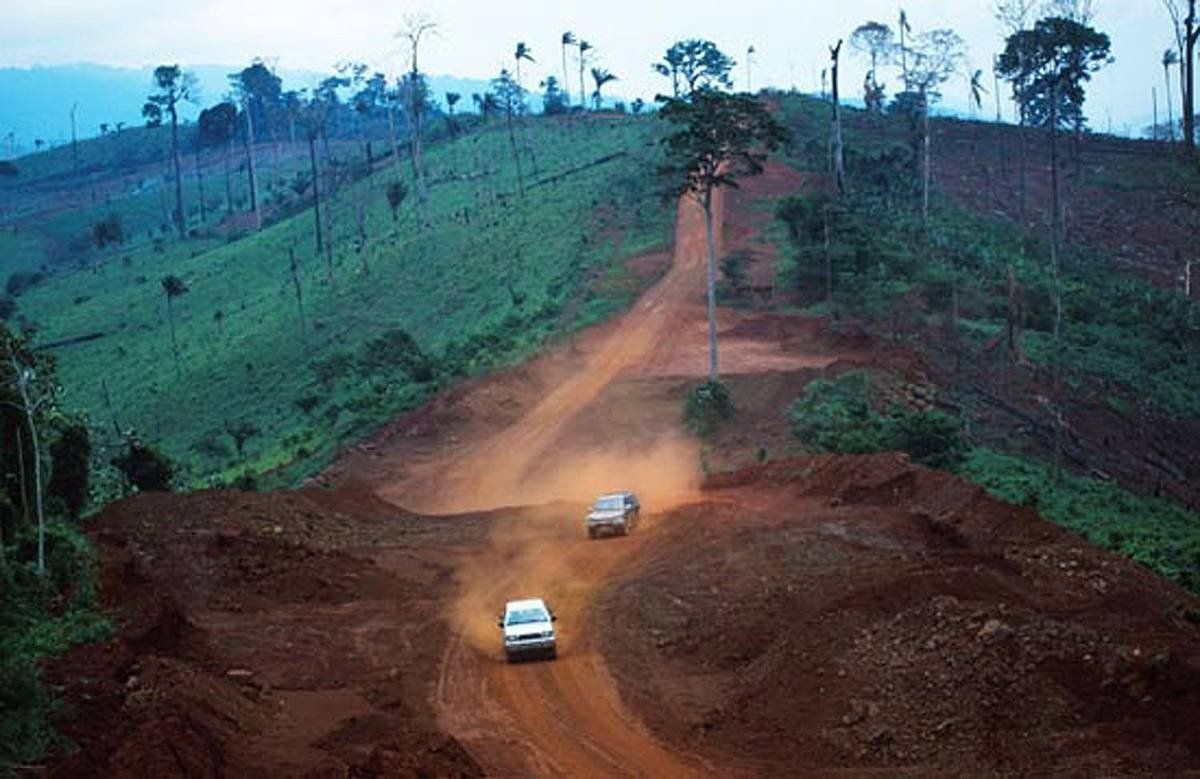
(1, 0, 1175, 134)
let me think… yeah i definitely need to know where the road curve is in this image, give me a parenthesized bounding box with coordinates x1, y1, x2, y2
(419, 197, 726, 775)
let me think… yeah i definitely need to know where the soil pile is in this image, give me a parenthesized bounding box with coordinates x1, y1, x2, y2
(599, 455, 1200, 775)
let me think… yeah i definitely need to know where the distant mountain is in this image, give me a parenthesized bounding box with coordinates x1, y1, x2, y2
(0, 63, 492, 158)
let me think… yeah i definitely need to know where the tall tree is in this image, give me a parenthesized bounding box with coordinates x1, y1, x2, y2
(160, 275, 188, 369)
(969, 68, 988, 115)
(445, 91, 461, 135)
(514, 42, 535, 102)
(1164, 48, 1180, 139)
(998, 15, 1112, 467)
(653, 39, 736, 98)
(398, 14, 437, 203)
(829, 40, 846, 194)
(994, 0, 1038, 222)
(199, 102, 237, 215)
(578, 40, 593, 110)
(561, 32, 577, 108)
(850, 22, 894, 109)
(300, 90, 329, 264)
(1164, 1, 1189, 142)
(143, 65, 195, 237)
(898, 9, 912, 90)
(541, 76, 569, 115)
(2, 331, 54, 574)
(658, 88, 790, 381)
(908, 29, 966, 224)
(493, 69, 526, 195)
(590, 67, 618, 110)
(229, 63, 282, 231)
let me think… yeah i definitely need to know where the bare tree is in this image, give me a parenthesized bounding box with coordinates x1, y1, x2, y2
(908, 30, 966, 224)
(4, 350, 48, 574)
(398, 14, 437, 203)
(850, 21, 895, 108)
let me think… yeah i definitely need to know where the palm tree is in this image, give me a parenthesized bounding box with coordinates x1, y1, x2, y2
(1164, 48, 1180, 140)
(561, 32, 576, 107)
(591, 67, 617, 110)
(578, 40, 593, 110)
(514, 42, 535, 94)
(161, 275, 189, 369)
(445, 91, 461, 135)
(969, 69, 987, 115)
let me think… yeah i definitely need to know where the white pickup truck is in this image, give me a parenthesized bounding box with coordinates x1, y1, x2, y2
(498, 598, 557, 662)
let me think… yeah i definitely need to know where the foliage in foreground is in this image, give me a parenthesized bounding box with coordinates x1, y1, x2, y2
(0, 522, 111, 769)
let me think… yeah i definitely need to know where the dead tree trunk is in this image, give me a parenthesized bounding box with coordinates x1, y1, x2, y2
(702, 189, 720, 382)
(243, 97, 262, 231)
(829, 40, 846, 195)
(288, 247, 306, 341)
(307, 132, 324, 257)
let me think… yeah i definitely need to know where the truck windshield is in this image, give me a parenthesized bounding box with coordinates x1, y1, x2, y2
(506, 609, 547, 625)
(594, 497, 624, 510)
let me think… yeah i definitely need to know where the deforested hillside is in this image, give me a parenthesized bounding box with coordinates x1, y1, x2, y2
(4, 114, 670, 487)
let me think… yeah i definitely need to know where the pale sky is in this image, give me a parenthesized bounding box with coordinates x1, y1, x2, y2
(0, 1, 1175, 134)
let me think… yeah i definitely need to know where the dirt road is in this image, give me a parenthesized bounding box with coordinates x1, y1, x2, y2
(372, 189, 834, 775)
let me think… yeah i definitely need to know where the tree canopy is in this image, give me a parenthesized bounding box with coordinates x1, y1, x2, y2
(996, 15, 1112, 129)
(653, 39, 736, 97)
(658, 87, 790, 205)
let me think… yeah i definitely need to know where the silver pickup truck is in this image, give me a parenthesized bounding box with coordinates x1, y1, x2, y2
(586, 491, 641, 538)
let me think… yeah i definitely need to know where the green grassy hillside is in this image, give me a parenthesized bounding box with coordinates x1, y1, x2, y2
(11, 116, 671, 488)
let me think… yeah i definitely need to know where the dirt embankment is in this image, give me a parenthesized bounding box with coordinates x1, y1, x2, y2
(47, 488, 485, 778)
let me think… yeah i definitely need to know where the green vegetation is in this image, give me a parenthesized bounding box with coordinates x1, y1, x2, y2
(773, 90, 1200, 593)
(1, 522, 111, 770)
(787, 369, 1200, 594)
(682, 380, 734, 438)
(788, 371, 967, 469)
(960, 449, 1200, 594)
(774, 94, 1200, 418)
(12, 116, 670, 488)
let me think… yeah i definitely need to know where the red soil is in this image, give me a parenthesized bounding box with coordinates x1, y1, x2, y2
(44, 148, 1200, 776)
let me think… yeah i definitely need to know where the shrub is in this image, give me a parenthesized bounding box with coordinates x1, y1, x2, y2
(889, 409, 968, 469)
(48, 423, 91, 519)
(789, 372, 891, 453)
(683, 380, 734, 438)
(358, 328, 435, 382)
(5, 271, 44, 298)
(111, 435, 175, 491)
(789, 371, 967, 467)
(91, 214, 124, 248)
